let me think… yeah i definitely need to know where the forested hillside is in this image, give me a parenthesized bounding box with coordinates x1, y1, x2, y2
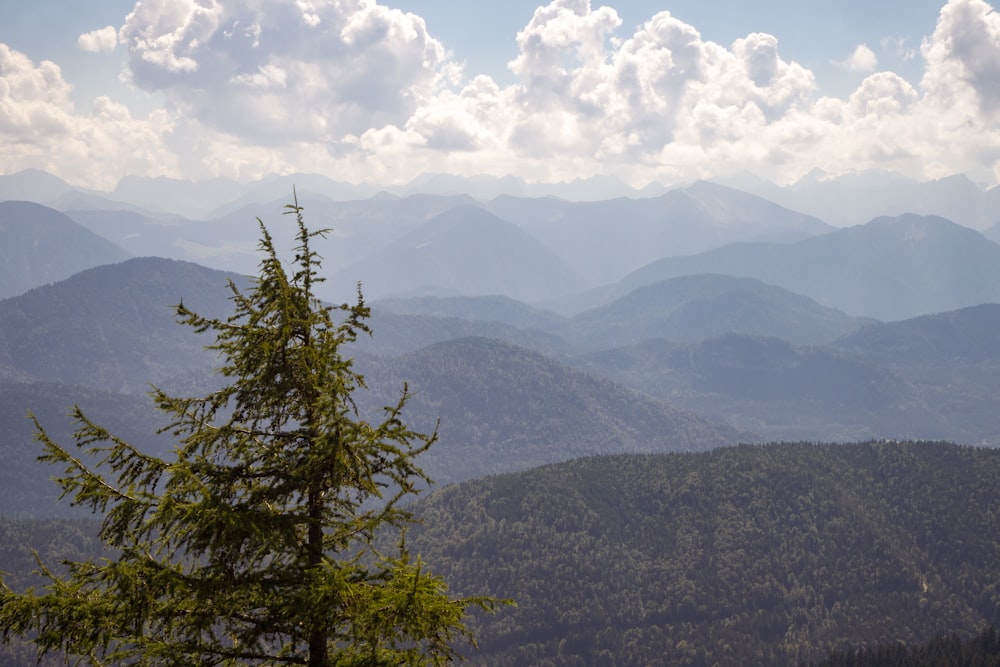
(0, 382, 171, 517)
(355, 336, 742, 482)
(401, 441, 1000, 666)
(6, 441, 998, 666)
(0, 257, 245, 391)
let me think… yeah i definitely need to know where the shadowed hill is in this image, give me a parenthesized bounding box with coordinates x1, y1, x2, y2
(0, 381, 172, 518)
(577, 304, 1000, 444)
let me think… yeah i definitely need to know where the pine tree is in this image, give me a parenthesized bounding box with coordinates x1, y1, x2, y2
(0, 197, 502, 666)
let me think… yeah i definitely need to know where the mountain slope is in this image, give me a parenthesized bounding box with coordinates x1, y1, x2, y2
(577, 304, 1000, 444)
(569, 274, 872, 349)
(730, 169, 1000, 229)
(0, 257, 246, 392)
(485, 180, 832, 287)
(352, 309, 569, 357)
(832, 302, 1000, 368)
(330, 204, 582, 302)
(407, 441, 1000, 666)
(0, 201, 131, 299)
(373, 294, 569, 333)
(356, 336, 742, 483)
(0, 381, 172, 518)
(0, 169, 78, 204)
(578, 334, 905, 442)
(600, 214, 1000, 320)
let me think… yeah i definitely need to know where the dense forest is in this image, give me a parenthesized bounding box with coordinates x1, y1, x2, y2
(401, 441, 1000, 666)
(5, 440, 997, 666)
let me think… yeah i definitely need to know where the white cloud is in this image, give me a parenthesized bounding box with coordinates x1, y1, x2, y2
(836, 44, 878, 72)
(0, 45, 73, 135)
(117, 0, 448, 144)
(0, 44, 177, 189)
(921, 0, 1000, 114)
(6, 0, 1000, 191)
(78, 26, 119, 53)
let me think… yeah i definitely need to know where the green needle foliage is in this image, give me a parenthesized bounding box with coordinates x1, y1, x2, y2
(0, 198, 503, 666)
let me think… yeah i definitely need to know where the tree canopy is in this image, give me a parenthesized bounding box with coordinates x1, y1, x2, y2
(0, 198, 500, 666)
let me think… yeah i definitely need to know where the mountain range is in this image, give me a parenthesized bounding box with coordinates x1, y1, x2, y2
(723, 168, 1000, 229)
(575, 213, 1000, 321)
(6, 170, 998, 322)
(4, 170, 1000, 665)
(7, 167, 999, 230)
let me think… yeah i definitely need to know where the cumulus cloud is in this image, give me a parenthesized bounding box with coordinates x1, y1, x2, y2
(78, 26, 119, 53)
(7, 0, 1000, 190)
(117, 0, 448, 143)
(836, 44, 878, 72)
(922, 0, 1000, 114)
(0, 44, 176, 189)
(0, 45, 74, 140)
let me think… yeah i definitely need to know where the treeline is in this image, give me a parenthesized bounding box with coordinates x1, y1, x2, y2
(810, 626, 1000, 666)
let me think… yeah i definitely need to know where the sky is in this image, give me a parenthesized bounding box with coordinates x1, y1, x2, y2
(1, 0, 998, 191)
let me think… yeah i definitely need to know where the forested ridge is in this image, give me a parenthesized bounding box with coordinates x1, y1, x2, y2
(403, 441, 1000, 666)
(3, 441, 1000, 665)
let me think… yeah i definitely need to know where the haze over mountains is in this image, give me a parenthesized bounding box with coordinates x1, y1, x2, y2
(3, 169, 1000, 444)
(581, 213, 1000, 321)
(4, 167, 1000, 665)
(0, 201, 130, 300)
(6, 167, 999, 230)
(5, 168, 1000, 319)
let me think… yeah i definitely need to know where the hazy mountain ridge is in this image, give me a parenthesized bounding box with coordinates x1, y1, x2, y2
(0, 257, 245, 392)
(327, 204, 583, 302)
(0, 201, 131, 299)
(722, 169, 1000, 229)
(590, 213, 1000, 321)
(11, 173, 998, 318)
(9, 168, 997, 229)
(370, 274, 873, 354)
(568, 274, 873, 349)
(354, 336, 742, 483)
(372, 293, 568, 332)
(575, 303, 1000, 444)
(482, 180, 832, 287)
